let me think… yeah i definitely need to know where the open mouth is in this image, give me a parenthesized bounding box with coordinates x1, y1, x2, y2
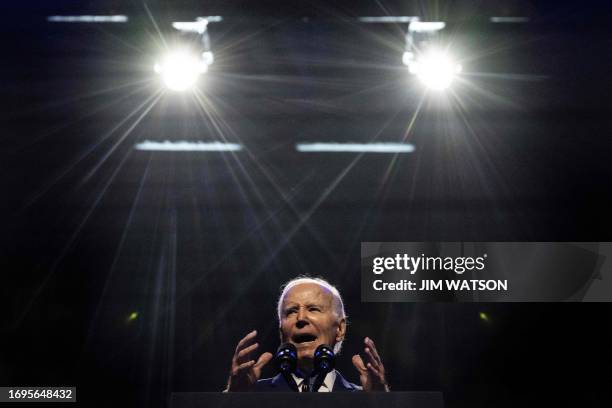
(292, 333, 318, 345)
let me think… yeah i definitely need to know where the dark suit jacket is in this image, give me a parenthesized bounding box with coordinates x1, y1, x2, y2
(254, 370, 361, 392)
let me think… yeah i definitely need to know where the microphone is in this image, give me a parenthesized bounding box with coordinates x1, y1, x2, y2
(275, 343, 299, 392)
(313, 344, 335, 374)
(275, 343, 298, 374)
(310, 344, 335, 392)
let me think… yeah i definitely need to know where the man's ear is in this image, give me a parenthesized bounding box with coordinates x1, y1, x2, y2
(335, 318, 346, 342)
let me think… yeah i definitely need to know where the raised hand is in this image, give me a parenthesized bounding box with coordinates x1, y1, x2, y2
(226, 330, 273, 392)
(351, 337, 390, 392)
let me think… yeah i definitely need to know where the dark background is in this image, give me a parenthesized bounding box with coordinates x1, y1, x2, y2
(1, 1, 612, 407)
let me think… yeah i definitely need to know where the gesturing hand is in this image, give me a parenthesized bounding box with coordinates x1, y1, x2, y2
(352, 337, 390, 392)
(226, 330, 273, 392)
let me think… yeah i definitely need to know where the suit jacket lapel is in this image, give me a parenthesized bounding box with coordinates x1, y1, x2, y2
(276, 372, 329, 392)
(332, 370, 360, 392)
(270, 373, 296, 391)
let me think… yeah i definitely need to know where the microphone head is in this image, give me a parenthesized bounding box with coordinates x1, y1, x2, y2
(275, 343, 298, 374)
(314, 344, 335, 374)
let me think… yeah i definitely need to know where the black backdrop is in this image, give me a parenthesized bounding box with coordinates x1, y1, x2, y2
(1, 1, 612, 407)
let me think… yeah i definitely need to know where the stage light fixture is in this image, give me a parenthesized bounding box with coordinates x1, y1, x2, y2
(411, 50, 462, 91)
(154, 50, 208, 91)
(400, 20, 462, 91)
(47, 15, 128, 23)
(154, 17, 220, 91)
(296, 142, 415, 153)
(135, 141, 243, 151)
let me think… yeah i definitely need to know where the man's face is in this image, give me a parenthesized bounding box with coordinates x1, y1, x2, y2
(279, 283, 346, 361)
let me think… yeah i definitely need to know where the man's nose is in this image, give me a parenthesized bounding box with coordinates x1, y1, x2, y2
(295, 308, 309, 328)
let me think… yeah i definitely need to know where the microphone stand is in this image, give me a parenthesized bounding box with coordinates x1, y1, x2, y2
(281, 370, 299, 392)
(309, 372, 325, 392)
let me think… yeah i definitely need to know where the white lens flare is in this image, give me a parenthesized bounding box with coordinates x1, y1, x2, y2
(154, 51, 208, 91)
(412, 51, 462, 91)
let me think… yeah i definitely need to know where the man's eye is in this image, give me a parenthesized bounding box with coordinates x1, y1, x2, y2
(309, 307, 320, 312)
(286, 309, 297, 316)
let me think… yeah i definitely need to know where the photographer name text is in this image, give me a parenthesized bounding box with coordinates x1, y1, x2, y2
(373, 279, 508, 291)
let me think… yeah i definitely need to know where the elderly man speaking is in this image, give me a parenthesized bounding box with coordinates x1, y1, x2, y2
(226, 277, 389, 392)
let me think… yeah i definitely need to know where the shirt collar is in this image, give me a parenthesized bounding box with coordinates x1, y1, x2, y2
(291, 371, 337, 392)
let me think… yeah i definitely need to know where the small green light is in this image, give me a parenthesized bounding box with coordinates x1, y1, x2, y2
(128, 312, 139, 321)
(479, 312, 489, 322)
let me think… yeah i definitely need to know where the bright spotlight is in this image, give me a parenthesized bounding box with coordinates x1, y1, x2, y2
(400, 19, 461, 91)
(154, 50, 209, 91)
(410, 50, 462, 91)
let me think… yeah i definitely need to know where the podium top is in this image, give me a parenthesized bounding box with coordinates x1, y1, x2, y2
(170, 391, 444, 408)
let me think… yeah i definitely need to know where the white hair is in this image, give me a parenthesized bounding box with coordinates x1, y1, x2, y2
(277, 276, 347, 354)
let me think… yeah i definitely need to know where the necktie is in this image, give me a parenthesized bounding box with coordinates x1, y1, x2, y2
(301, 382, 310, 392)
